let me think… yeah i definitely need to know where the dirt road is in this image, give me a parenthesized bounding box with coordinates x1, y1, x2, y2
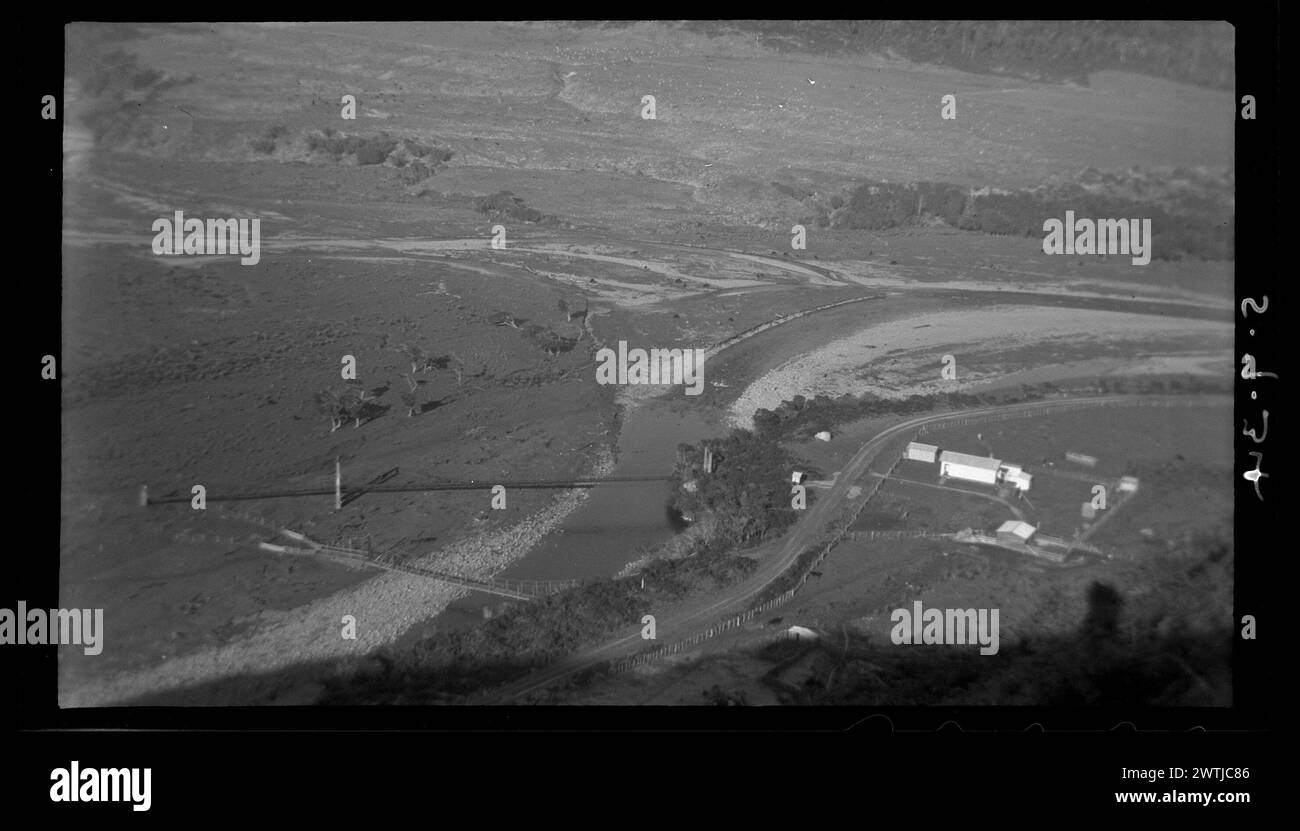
(484, 395, 1190, 702)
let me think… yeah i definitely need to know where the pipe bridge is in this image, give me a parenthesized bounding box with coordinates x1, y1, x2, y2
(259, 531, 581, 601)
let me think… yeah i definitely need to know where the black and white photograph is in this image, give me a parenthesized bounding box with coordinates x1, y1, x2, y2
(50, 19, 1246, 708)
(4, 16, 1279, 811)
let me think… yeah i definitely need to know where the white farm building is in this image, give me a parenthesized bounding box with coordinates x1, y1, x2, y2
(939, 451, 1001, 485)
(997, 520, 1037, 543)
(997, 463, 1033, 492)
(1002, 470, 1033, 491)
(906, 441, 939, 463)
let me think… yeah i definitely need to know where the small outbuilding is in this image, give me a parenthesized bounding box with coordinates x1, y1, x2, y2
(997, 520, 1037, 544)
(791, 471, 806, 484)
(1001, 468, 1033, 492)
(1118, 476, 1140, 493)
(906, 441, 939, 463)
(785, 625, 819, 642)
(814, 431, 832, 442)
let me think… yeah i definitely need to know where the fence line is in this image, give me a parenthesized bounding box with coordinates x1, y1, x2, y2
(606, 581, 802, 674)
(144, 475, 677, 507)
(841, 529, 943, 542)
(914, 396, 1213, 436)
(172, 529, 260, 548)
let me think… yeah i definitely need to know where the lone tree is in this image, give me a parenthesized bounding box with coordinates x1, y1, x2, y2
(439, 350, 488, 389)
(343, 378, 371, 403)
(396, 342, 452, 375)
(529, 327, 577, 359)
(400, 389, 419, 417)
(559, 297, 589, 340)
(402, 343, 430, 374)
(447, 352, 468, 386)
(339, 387, 366, 428)
(315, 389, 345, 433)
(400, 373, 420, 417)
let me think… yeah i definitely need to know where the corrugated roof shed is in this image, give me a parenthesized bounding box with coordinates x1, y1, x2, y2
(997, 520, 1037, 540)
(940, 451, 1001, 471)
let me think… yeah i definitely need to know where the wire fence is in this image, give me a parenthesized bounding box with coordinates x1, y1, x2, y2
(915, 395, 1215, 436)
(143, 475, 676, 506)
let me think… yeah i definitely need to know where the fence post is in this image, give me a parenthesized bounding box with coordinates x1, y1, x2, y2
(334, 457, 342, 511)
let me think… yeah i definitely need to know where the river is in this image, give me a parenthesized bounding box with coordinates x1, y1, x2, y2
(432, 398, 718, 630)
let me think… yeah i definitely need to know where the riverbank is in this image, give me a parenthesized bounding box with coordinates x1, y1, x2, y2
(61, 444, 617, 707)
(726, 305, 1231, 428)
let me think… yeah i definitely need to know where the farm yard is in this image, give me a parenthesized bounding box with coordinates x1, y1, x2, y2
(920, 401, 1232, 555)
(560, 400, 1234, 706)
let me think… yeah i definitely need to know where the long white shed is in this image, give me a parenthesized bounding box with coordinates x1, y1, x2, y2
(939, 451, 1001, 485)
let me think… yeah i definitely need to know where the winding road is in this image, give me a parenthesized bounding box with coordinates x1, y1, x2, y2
(484, 394, 1207, 702)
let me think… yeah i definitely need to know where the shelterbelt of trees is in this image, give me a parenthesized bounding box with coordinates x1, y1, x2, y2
(751, 373, 1231, 445)
(680, 20, 1234, 91)
(800, 169, 1234, 263)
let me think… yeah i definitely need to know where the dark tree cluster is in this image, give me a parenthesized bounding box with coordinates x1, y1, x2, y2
(673, 429, 804, 549)
(306, 129, 400, 164)
(822, 174, 1232, 262)
(474, 190, 545, 223)
(685, 21, 1234, 90)
(313, 386, 369, 432)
